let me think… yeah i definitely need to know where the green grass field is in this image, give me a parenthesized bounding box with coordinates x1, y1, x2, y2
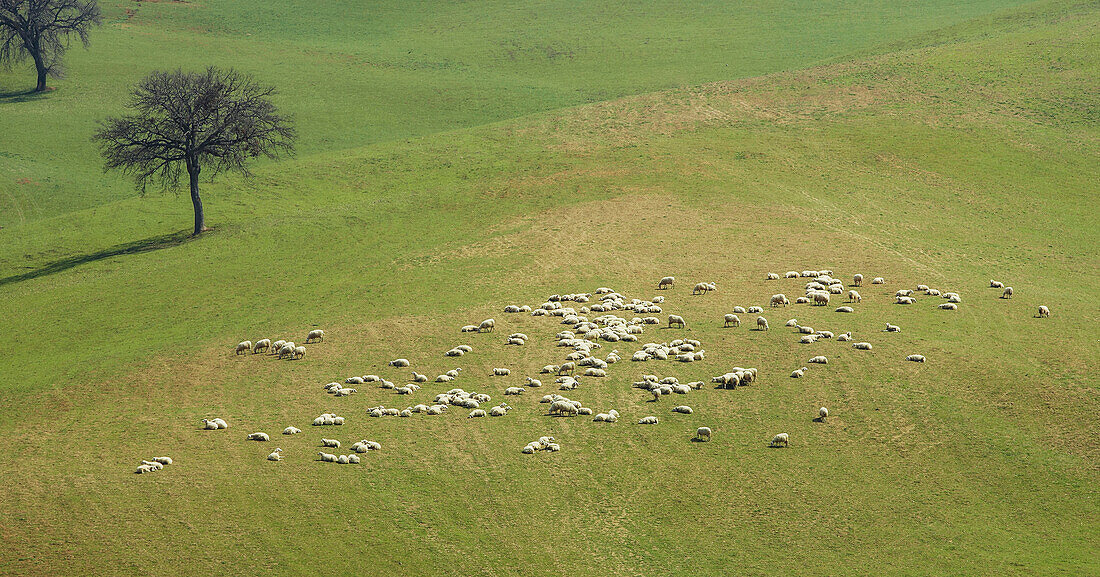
(0, 0, 1097, 575)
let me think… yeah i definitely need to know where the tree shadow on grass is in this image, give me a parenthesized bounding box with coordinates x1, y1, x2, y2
(0, 87, 51, 104)
(0, 230, 194, 288)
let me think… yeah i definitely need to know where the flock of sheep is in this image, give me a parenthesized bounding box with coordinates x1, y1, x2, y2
(139, 270, 1050, 472)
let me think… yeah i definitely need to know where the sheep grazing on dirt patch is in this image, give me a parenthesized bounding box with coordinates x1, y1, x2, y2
(306, 329, 325, 343)
(1002, 287, 1014, 299)
(1038, 305, 1051, 318)
(278, 343, 296, 359)
(252, 339, 271, 354)
(906, 354, 926, 363)
(724, 314, 741, 327)
(809, 356, 828, 364)
(248, 432, 270, 442)
(658, 276, 675, 289)
(668, 315, 686, 329)
(235, 341, 252, 355)
(884, 323, 901, 333)
(293, 346, 306, 359)
(990, 280, 1004, 288)
(695, 427, 712, 441)
(853, 274, 863, 286)
(693, 282, 715, 295)
(853, 342, 873, 350)
(478, 318, 496, 332)
(939, 303, 958, 310)
(813, 292, 830, 306)
(757, 316, 769, 331)
(767, 272, 780, 280)
(638, 416, 659, 425)
(770, 433, 790, 447)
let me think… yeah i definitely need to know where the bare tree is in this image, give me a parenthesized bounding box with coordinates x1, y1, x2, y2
(0, 0, 101, 92)
(94, 67, 295, 236)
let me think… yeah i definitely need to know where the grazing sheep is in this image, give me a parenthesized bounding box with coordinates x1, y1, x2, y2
(692, 282, 711, 295)
(795, 297, 810, 304)
(283, 426, 302, 435)
(638, 416, 659, 425)
(270, 340, 286, 353)
(658, 276, 675, 289)
(306, 329, 325, 343)
(939, 303, 958, 310)
(235, 341, 252, 355)
(252, 339, 271, 354)
(819, 407, 828, 421)
(248, 432, 270, 442)
(853, 342, 873, 350)
(1038, 305, 1051, 318)
(293, 346, 306, 359)
(318, 452, 338, 462)
(672, 406, 693, 414)
(809, 356, 828, 364)
(267, 448, 283, 461)
(767, 272, 780, 280)
(813, 292, 831, 306)
(757, 316, 769, 331)
(990, 280, 1004, 288)
(895, 296, 915, 304)
(668, 315, 686, 328)
(847, 290, 861, 303)
(558, 362, 576, 376)
(785, 271, 800, 278)
(853, 274, 863, 286)
(321, 438, 341, 448)
(872, 277, 884, 284)
(478, 318, 496, 332)
(771, 294, 790, 308)
(549, 401, 579, 416)
(906, 354, 926, 363)
(770, 433, 790, 447)
(724, 314, 741, 327)
(278, 343, 296, 359)
(884, 323, 901, 332)
(492, 367, 511, 376)
(504, 305, 521, 313)
(1002, 287, 1014, 299)
(835, 306, 855, 313)
(696, 427, 712, 441)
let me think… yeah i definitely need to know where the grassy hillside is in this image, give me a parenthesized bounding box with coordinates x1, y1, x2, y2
(0, 0, 1037, 225)
(0, 0, 1097, 575)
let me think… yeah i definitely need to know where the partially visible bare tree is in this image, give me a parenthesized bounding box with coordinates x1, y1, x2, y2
(94, 67, 295, 236)
(0, 0, 101, 92)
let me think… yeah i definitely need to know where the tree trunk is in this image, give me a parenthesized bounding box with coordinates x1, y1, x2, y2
(188, 162, 206, 236)
(31, 50, 48, 93)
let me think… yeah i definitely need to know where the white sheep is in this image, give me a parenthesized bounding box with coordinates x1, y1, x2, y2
(790, 367, 807, 378)
(906, 354, 926, 363)
(152, 456, 173, 466)
(695, 426, 712, 441)
(1002, 287, 1014, 299)
(135, 464, 156, 474)
(872, 277, 884, 284)
(201, 419, 219, 430)
(1038, 305, 1050, 318)
(747, 306, 764, 314)
(847, 290, 861, 303)
(786, 271, 800, 278)
(293, 346, 306, 359)
(672, 406, 693, 414)
(461, 325, 479, 332)
(813, 292, 831, 306)
(490, 404, 512, 416)
(271, 340, 286, 353)
(809, 356, 828, 364)
(492, 367, 511, 376)
(770, 294, 789, 307)
(658, 276, 675, 289)
(837, 333, 852, 342)
(321, 438, 341, 448)
(770, 433, 790, 447)
(667, 314, 686, 329)
(235, 341, 253, 355)
(347, 454, 361, 464)
(478, 318, 496, 332)
(252, 339, 271, 354)
(247, 432, 270, 442)
(798, 325, 815, 334)
(638, 416, 659, 425)
(468, 409, 487, 418)
(853, 274, 863, 286)
(306, 329, 325, 343)
(504, 305, 521, 313)
(884, 323, 901, 332)
(800, 335, 818, 344)
(724, 314, 741, 327)
(318, 452, 338, 462)
(853, 342, 873, 350)
(818, 407, 828, 421)
(896, 296, 915, 305)
(947, 294, 962, 303)
(213, 418, 228, 429)
(767, 272, 780, 280)
(283, 426, 302, 435)
(757, 316, 769, 331)
(939, 303, 958, 310)
(267, 448, 283, 461)
(278, 343, 295, 359)
(835, 306, 854, 313)
(990, 280, 1004, 288)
